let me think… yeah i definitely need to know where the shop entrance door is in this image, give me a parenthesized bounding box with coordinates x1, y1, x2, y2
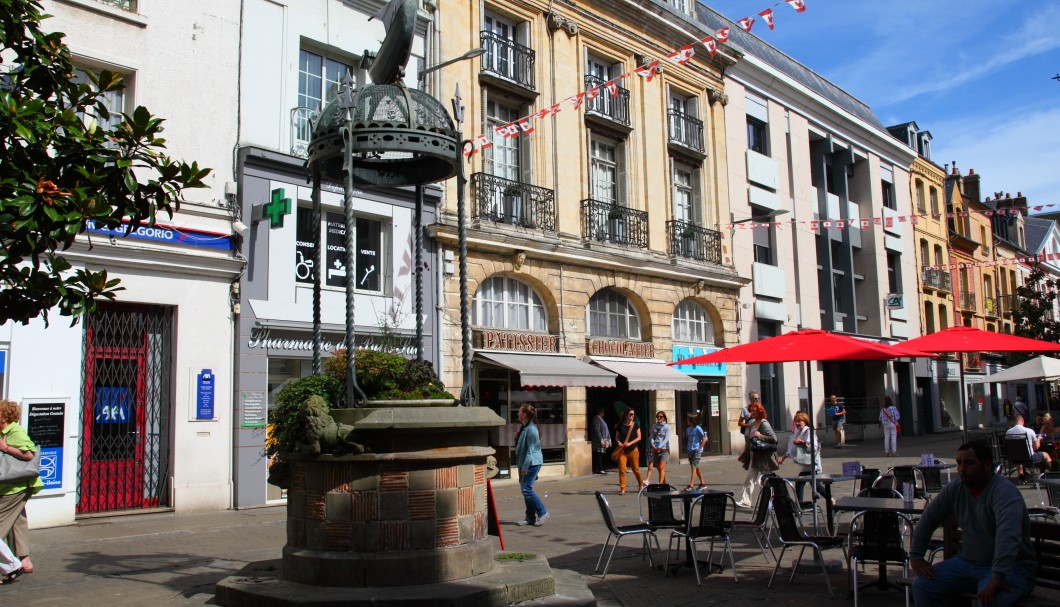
(78, 304, 173, 514)
(677, 380, 722, 455)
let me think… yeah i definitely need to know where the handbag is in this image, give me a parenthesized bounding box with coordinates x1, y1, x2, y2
(610, 422, 635, 463)
(601, 437, 612, 449)
(826, 406, 837, 417)
(896, 423, 902, 434)
(749, 436, 776, 452)
(794, 443, 813, 465)
(0, 449, 41, 483)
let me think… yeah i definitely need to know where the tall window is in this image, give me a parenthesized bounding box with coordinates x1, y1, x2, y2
(73, 67, 126, 132)
(483, 13, 517, 80)
(587, 290, 640, 339)
(295, 207, 385, 294)
(485, 99, 522, 181)
(915, 180, 926, 213)
(297, 49, 353, 146)
(673, 164, 695, 223)
(673, 300, 713, 343)
(745, 93, 769, 156)
(887, 252, 902, 294)
(880, 164, 896, 210)
(752, 206, 775, 265)
(473, 276, 546, 331)
(590, 137, 623, 207)
(929, 187, 939, 215)
(924, 302, 935, 333)
(920, 239, 930, 266)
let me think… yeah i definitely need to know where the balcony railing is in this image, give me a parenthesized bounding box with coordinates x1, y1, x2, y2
(922, 269, 952, 292)
(667, 109, 704, 153)
(983, 297, 999, 318)
(97, 0, 137, 11)
(583, 76, 630, 127)
(581, 199, 648, 248)
(958, 290, 977, 312)
(668, 220, 721, 263)
(480, 31, 535, 90)
(290, 107, 317, 158)
(470, 173, 555, 231)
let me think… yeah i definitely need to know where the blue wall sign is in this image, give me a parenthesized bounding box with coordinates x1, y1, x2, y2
(38, 447, 62, 490)
(671, 345, 727, 377)
(197, 369, 215, 420)
(94, 387, 131, 424)
(85, 220, 234, 251)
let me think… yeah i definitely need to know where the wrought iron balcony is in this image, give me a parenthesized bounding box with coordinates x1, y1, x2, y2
(958, 290, 977, 312)
(581, 199, 648, 248)
(583, 76, 630, 127)
(668, 220, 721, 263)
(983, 297, 999, 318)
(667, 109, 704, 153)
(290, 107, 317, 159)
(97, 0, 137, 11)
(480, 31, 535, 90)
(470, 173, 555, 231)
(1000, 294, 1016, 316)
(921, 269, 952, 292)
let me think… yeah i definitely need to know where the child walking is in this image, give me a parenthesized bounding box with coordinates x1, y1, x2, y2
(685, 413, 706, 490)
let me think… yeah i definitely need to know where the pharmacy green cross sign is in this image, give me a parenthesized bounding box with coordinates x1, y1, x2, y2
(262, 188, 291, 228)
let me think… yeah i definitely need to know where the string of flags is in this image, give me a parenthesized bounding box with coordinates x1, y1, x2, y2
(924, 253, 1060, 273)
(728, 203, 1060, 233)
(465, 0, 809, 156)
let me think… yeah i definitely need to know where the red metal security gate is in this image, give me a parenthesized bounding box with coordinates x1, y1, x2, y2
(78, 303, 173, 514)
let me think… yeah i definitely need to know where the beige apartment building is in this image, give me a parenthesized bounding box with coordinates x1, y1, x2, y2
(428, 0, 744, 477)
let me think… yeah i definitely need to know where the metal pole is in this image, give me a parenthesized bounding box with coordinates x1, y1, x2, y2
(457, 143, 474, 406)
(311, 171, 323, 374)
(415, 184, 424, 362)
(341, 122, 367, 408)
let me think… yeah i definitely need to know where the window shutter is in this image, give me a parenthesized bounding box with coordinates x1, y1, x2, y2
(617, 143, 627, 206)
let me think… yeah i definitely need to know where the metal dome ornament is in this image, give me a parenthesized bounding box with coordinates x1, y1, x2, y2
(304, 0, 464, 407)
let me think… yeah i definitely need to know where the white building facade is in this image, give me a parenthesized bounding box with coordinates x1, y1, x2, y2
(4, 0, 244, 527)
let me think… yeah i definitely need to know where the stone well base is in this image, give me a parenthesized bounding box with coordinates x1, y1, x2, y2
(216, 554, 596, 607)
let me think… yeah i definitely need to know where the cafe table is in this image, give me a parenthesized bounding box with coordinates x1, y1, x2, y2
(780, 474, 848, 535)
(643, 488, 734, 577)
(833, 496, 928, 596)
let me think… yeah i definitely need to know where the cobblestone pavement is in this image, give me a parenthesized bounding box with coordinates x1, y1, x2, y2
(0, 430, 1042, 606)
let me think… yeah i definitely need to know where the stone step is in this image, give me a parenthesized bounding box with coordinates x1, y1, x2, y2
(511, 568, 596, 607)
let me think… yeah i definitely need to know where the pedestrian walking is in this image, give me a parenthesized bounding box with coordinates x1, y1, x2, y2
(644, 411, 670, 486)
(829, 394, 846, 448)
(589, 406, 611, 474)
(684, 413, 706, 491)
(0, 400, 41, 578)
(880, 396, 901, 456)
(514, 404, 549, 526)
(777, 411, 826, 503)
(736, 401, 778, 508)
(613, 405, 643, 495)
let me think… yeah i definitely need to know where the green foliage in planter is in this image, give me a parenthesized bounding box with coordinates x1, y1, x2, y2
(267, 374, 342, 458)
(324, 348, 454, 401)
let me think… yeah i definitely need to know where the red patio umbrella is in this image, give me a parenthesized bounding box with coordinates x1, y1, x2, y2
(902, 326, 1059, 437)
(668, 328, 934, 366)
(668, 328, 933, 528)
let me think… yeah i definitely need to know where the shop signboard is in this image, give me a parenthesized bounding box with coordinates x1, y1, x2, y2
(670, 345, 726, 377)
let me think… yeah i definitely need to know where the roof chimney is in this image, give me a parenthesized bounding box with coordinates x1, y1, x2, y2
(963, 169, 981, 203)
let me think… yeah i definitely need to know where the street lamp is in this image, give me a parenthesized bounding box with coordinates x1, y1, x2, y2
(417, 48, 485, 83)
(730, 207, 789, 229)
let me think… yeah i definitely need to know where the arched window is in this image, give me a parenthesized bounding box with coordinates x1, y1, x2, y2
(673, 300, 714, 343)
(473, 276, 546, 331)
(587, 290, 640, 339)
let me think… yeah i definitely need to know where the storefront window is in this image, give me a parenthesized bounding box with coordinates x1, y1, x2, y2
(481, 367, 565, 476)
(587, 289, 640, 338)
(295, 207, 385, 293)
(266, 357, 312, 501)
(473, 276, 546, 330)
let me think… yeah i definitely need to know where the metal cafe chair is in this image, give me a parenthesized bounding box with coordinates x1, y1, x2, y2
(919, 459, 949, 496)
(767, 494, 848, 598)
(594, 491, 660, 578)
(1031, 472, 1060, 521)
(847, 510, 913, 607)
(885, 466, 929, 500)
(639, 483, 684, 529)
(733, 482, 777, 563)
(664, 492, 739, 585)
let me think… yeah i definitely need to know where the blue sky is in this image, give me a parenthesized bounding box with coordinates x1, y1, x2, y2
(702, 0, 1060, 208)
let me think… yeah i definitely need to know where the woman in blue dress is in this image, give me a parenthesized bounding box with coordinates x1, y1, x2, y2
(514, 404, 549, 526)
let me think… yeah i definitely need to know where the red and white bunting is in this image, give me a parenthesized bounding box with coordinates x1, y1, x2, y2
(517, 119, 534, 134)
(585, 86, 600, 101)
(737, 17, 755, 32)
(568, 92, 586, 109)
(786, 0, 807, 13)
(701, 36, 718, 56)
(716, 26, 730, 42)
(635, 60, 661, 82)
(758, 8, 775, 30)
(667, 44, 696, 65)
(603, 80, 619, 97)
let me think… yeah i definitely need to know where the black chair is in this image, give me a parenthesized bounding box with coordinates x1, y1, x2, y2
(920, 460, 948, 495)
(856, 468, 881, 496)
(1003, 436, 1036, 480)
(664, 492, 738, 584)
(886, 466, 928, 500)
(847, 510, 913, 607)
(594, 491, 659, 578)
(639, 483, 684, 529)
(733, 482, 776, 563)
(1031, 472, 1060, 521)
(858, 487, 903, 499)
(764, 475, 822, 528)
(767, 494, 847, 598)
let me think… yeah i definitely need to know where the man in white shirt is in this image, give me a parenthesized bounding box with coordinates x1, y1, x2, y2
(1005, 414, 1051, 481)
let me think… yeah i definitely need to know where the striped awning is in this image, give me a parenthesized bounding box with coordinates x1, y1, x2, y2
(588, 356, 699, 391)
(476, 352, 618, 388)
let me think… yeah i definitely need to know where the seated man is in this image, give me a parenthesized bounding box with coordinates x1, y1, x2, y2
(910, 441, 1036, 607)
(1006, 414, 1051, 479)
